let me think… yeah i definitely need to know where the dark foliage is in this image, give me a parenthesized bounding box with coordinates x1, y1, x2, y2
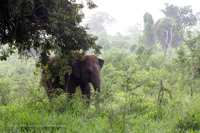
(0, 0, 101, 73)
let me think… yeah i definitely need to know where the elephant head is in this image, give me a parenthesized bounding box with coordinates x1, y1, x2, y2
(72, 55, 104, 93)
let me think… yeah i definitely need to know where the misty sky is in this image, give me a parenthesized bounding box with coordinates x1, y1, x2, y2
(80, 0, 200, 35)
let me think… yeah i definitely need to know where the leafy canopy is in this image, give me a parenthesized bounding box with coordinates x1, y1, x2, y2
(160, 3, 197, 27)
(154, 17, 181, 58)
(154, 17, 177, 46)
(0, 0, 101, 69)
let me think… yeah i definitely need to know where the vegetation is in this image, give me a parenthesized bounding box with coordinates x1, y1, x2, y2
(0, 0, 101, 80)
(139, 12, 155, 47)
(154, 17, 180, 59)
(160, 3, 197, 27)
(1, 2, 200, 133)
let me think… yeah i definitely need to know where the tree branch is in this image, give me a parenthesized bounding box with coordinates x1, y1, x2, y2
(162, 28, 169, 45)
(23, 3, 45, 17)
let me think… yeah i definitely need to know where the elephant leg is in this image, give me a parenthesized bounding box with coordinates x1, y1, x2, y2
(80, 83, 91, 105)
(66, 80, 77, 99)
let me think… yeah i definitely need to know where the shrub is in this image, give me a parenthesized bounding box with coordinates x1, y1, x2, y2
(173, 100, 200, 132)
(0, 78, 12, 105)
(130, 44, 137, 52)
(175, 113, 200, 132)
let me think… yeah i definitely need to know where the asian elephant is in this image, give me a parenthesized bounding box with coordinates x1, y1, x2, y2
(41, 52, 104, 105)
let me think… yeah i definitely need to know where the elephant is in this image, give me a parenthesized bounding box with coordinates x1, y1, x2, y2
(41, 52, 104, 105)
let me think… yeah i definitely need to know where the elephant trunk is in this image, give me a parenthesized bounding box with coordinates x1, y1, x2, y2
(91, 78, 101, 93)
(91, 74, 101, 108)
(90, 73, 101, 93)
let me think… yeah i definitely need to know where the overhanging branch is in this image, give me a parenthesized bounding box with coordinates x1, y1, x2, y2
(23, 3, 45, 17)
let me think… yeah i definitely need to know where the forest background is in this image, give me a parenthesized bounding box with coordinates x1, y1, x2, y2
(1, 1, 200, 132)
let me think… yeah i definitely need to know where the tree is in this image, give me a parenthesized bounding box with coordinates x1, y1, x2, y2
(87, 12, 116, 34)
(181, 30, 200, 97)
(139, 12, 155, 47)
(160, 3, 197, 31)
(159, 4, 197, 52)
(154, 17, 179, 59)
(0, 0, 101, 79)
(130, 44, 137, 52)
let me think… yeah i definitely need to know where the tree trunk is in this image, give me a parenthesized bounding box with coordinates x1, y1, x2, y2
(164, 45, 167, 57)
(168, 46, 173, 60)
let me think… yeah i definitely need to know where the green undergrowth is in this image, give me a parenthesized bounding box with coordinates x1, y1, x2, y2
(1, 50, 200, 132)
(1, 91, 200, 132)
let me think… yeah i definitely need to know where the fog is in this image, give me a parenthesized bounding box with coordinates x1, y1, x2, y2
(79, 0, 200, 35)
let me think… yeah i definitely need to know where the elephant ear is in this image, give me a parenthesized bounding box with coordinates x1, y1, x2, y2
(72, 63, 81, 78)
(98, 58, 104, 70)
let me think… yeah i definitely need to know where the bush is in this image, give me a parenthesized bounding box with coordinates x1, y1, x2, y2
(173, 99, 200, 132)
(0, 78, 12, 105)
(175, 113, 200, 132)
(102, 50, 131, 71)
(130, 44, 137, 52)
(144, 54, 167, 70)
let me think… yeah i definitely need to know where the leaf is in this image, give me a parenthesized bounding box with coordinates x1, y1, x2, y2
(33, 71, 38, 76)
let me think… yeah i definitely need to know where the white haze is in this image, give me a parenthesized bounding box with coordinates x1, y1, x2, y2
(79, 0, 200, 35)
